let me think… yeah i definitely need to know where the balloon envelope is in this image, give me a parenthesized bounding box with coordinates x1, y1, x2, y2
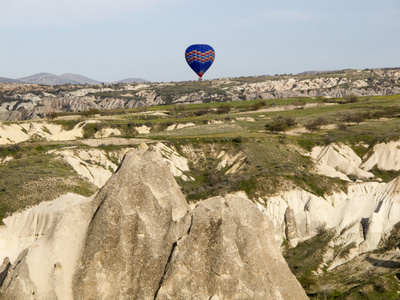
(185, 44, 215, 78)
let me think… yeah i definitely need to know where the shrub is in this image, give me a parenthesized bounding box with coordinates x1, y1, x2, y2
(46, 112, 58, 120)
(251, 102, 263, 111)
(194, 107, 211, 116)
(266, 116, 296, 133)
(298, 272, 319, 290)
(346, 93, 359, 103)
(81, 108, 101, 118)
(217, 104, 232, 115)
(337, 123, 347, 131)
(267, 120, 288, 133)
(342, 113, 364, 124)
(232, 136, 243, 143)
(284, 117, 296, 127)
(304, 117, 327, 132)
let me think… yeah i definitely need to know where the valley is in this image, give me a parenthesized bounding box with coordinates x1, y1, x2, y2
(1, 69, 400, 298)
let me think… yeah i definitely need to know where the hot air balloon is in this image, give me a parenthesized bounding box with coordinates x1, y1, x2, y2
(185, 44, 215, 80)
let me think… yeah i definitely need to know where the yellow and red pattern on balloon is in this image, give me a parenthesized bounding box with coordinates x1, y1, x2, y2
(185, 44, 215, 78)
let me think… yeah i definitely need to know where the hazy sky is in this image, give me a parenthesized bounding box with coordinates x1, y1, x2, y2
(1, 0, 399, 82)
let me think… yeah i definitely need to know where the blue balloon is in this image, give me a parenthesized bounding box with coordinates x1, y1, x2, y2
(185, 44, 215, 78)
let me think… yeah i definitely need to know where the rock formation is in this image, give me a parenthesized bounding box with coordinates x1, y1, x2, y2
(0, 144, 307, 299)
(1, 68, 399, 121)
(156, 195, 306, 299)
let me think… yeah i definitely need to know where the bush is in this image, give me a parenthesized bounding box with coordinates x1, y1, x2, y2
(194, 107, 211, 116)
(346, 93, 359, 103)
(217, 104, 232, 115)
(337, 123, 347, 131)
(298, 272, 319, 290)
(284, 117, 296, 127)
(46, 112, 58, 120)
(266, 116, 296, 133)
(304, 117, 327, 132)
(267, 120, 288, 133)
(251, 102, 263, 111)
(342, 113, 365, 124)
(232, 136, 243, 143)
(81, 108, 101, 118)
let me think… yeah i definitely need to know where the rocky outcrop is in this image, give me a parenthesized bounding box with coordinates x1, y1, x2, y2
(263, 175, 400, 269)
(0, 121, 84, 145)
(361, 140, 400, 171)
(311, 143, 374, 180)
(284, 206, 300, 247)
(0, 144, 306, 299)
(156, 194, 307, 299)
(1, 68, 399, 121)
(73, 144, 192, 299)
(0, 258, 10, 287)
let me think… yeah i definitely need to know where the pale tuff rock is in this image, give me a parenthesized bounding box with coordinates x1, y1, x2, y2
(361, 140, 400, 171)
(0, 258, 10, 287)
(0, 121, 84, 145)
(216, 150, 246, 175)
(49, 143, 193, 186)
(263, 176, 400, 269)
(155, 195, 308, 300)
(284, 206, 300, 247)
(0, 144, 307, 299)
(265, 189, 335, 243)
(311, 143, 374, 179)
(93, 127, 121, 138)
(0, 193, 94, 299)
(135, 125, 151, 134)
(0, 123, 29, 144)
(175, 122, 196, 129)
(155, 142, 193, 181)
(73, 144, 191, 299)
(50, 148, 118, 188)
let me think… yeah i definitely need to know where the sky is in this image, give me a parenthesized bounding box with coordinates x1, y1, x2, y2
(0, 0, 399, 82)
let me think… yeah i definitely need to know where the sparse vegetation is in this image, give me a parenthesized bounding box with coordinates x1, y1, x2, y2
(0, 153, 97, 223)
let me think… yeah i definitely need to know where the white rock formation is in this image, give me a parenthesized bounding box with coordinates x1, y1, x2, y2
(361, 140, 400, 171)
(0, 145, 307, 299)
(155, 143, 193, 181)
(49, 143, 192, 186)
(311, 143, 374, 180)
(0, 121, 84, 145)
(50, 148, 118, 188)
(93, 127, 121, 138)
(0, 193, 94, 299)
(262, 176, 400, 267)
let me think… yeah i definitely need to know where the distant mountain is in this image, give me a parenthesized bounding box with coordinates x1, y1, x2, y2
(113, 78, 149, 84)
(0, 73, 149, 85)
(18, 73, 67, 85)
(16, 73, 103, 85)
(59, 73, 102, 85)
(297, 70, 344, 75)
(0, 77, 26, 84)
